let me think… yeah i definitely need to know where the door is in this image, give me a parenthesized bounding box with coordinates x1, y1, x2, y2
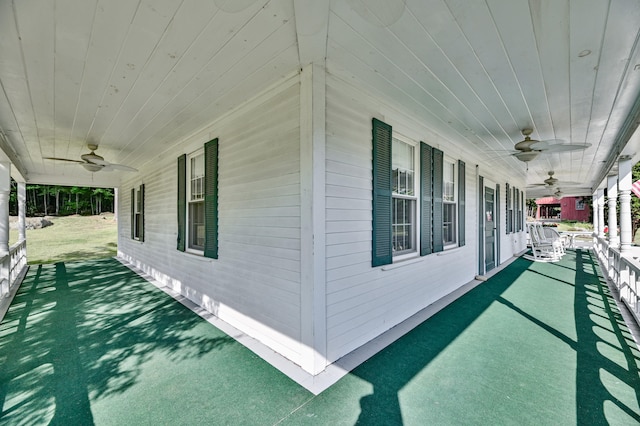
(484, 187, 495, 272)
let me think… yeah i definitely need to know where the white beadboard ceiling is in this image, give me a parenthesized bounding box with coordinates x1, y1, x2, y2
(0, 0, 639, 196)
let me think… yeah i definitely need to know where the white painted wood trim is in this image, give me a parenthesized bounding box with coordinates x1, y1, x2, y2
(299, 63, 328, 375)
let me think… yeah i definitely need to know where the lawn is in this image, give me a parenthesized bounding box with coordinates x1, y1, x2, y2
(9, 214, 118, 264)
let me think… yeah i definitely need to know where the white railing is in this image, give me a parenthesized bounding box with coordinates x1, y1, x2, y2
(0, 239, 27, 299)
(594, 236, 640, 326)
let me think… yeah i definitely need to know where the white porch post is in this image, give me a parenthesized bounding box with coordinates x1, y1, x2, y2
(618, 156, 633, 254)
(0, 162, 10, 255)
(17, 182, 26, 241)
(607, 175, 619, 248)
(592, 192, 599, 236)
(598, 188, 606, 238)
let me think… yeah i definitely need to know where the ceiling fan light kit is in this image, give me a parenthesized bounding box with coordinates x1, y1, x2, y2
(514, 151, 540, 162)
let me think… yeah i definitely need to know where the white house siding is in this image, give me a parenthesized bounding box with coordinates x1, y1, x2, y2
(118, 76, 305, 366)
(324, 75, 482, 362)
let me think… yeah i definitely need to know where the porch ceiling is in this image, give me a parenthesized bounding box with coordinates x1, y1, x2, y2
(0, 0, 639, 195)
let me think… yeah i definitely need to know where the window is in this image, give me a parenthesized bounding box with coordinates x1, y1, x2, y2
(371, 118, 465, 267)
(188, 152, 205, 251)
(392, 138, 416, 255)
(443, 160, 456, 246)
(131, 184, 145, 241)
(576, 198, 585, 210)
(177, 138, 218, 259)
(506, 183, 513, 233)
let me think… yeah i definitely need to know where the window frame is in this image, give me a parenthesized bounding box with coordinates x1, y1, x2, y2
(186, 149, 205, 254)
(133, 186, 142, 240)
(442, 158, 457, 248)
(392, 135, 420, 261)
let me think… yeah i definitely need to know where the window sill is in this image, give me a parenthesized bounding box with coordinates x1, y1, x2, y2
(382, 255, 422, 270)
(437, 246, 464, 256)
(185, 248, 205, 257)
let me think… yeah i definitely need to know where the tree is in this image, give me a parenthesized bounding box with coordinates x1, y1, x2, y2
(526, 198, 537, 219)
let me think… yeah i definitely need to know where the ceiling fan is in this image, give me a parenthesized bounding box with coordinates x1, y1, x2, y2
(44, 144, 137, 173)
(529, 171, 582, 188)
(511, 129, 591, 162)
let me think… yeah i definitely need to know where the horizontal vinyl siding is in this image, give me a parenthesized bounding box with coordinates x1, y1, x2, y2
(324, 75, 478, 362)
(118, 77, 303, 364)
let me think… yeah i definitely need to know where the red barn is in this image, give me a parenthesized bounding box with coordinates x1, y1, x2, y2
(536, 196, 590, 222)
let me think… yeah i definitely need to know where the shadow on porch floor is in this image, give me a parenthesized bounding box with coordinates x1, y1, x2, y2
(0, 250, 639, 425)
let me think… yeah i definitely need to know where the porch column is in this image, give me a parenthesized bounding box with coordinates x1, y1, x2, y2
(597, 188, 606, 239)
(592, 192, 599, 236)
(0, 162, 10, 255)
(17, 182, 26, 241)
(618, 156, 633, 254)
(607, 175, 619, 248)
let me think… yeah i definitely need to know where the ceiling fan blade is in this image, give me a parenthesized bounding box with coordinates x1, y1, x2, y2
(105, 163, 138, 172)
(43, 156, 85, 164)
(531, 142, 591, 152)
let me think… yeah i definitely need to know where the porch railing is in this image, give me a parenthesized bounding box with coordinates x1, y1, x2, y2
(0, 239, 27, 299)
(594, 236, 640, 326)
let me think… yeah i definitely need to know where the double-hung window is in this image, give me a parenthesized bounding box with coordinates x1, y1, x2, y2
(371, 118, 465, 267)
(188, 152, 205, 251)
(131, 184, 145, 241)
(177, 138, 218, 259)
(392, 138, 417, 256)
(442, 160, 457, 247)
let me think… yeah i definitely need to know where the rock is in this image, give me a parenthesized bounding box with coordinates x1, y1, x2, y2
(25, 218, 53, 230)
(9, 216, 54, 230)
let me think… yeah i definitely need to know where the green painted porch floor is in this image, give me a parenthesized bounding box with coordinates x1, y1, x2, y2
(1, 250, 640, 425)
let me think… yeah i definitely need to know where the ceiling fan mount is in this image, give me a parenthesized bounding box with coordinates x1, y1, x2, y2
(44, 143, 137, 173)
(543, 171, 558, 186)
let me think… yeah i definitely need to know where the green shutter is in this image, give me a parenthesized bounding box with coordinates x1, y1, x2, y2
(478, 176, 484, 275)
(139, 184, 145, 242)
(130, 188, 135, 239)
(495, 184, 500, 266)
(177, 154, 186, 252)
(420, 142, 433, 256)
(204, 138, 219, 259)
(432, 148, 444, 253)
(458, 160, 465, 247)
(371, 118, 393, 267)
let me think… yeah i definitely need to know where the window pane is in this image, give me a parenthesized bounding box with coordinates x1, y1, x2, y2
(443, 162, 455, 202)
(392, 139, 414, 195)
(189, 201, 205, 250)
(190, 154, 205, 201)
(136, 190, 142, 213)
(392, 198, 415, 253)
(134, 213, 141, 238)
(443, 202, 456, 244)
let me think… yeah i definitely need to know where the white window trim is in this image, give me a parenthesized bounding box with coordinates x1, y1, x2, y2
(186, 148, 205, 255)
(443, 157, 457, 250)
(392, 134, 420, 260)
(133, 184, 142, 241)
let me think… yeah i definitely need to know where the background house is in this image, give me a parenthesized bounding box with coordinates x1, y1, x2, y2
(536, 196, 590, 222)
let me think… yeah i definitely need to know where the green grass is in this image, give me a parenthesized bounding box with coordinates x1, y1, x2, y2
(554, 221, 593, 232)
(9, 214, 117, 264)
